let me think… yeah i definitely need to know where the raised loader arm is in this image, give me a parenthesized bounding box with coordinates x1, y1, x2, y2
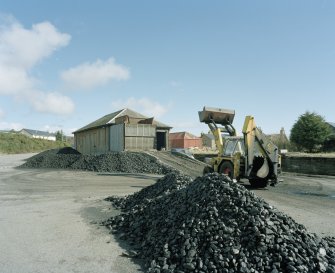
(198, 107, 236, 156)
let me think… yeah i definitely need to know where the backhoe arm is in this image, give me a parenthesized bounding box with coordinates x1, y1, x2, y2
(242, 116, 279, 182)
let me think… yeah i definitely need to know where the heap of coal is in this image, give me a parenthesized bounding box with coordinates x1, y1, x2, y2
(19, 148, 174, 175)
(104, 173, 335, 273)
(105, 172, 192, 210)
(20, 147, 81, 169)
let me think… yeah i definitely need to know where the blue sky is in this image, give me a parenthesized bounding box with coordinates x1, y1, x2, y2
(0, 1, 334, 136)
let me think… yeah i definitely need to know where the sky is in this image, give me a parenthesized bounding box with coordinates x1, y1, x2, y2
(0, 1, 334, 137)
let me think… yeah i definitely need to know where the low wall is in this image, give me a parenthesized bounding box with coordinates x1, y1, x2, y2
(281, 155, 335, 176)
(195, 153, 335, 176)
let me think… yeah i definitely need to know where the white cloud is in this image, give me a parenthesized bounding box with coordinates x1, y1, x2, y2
(61, 58, 130, 89)
(41, 125, 76, 136)
(0, 66, 33, 95)
(0, 18, 71, 94)
(112, 97, 169, 118)
(0, 20, 70, 70)
(0, 16, 74, 115)
(0, 121, 23, 131)
(27, 91, 74, 115)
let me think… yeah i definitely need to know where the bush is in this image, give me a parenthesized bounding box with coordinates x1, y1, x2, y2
(0, 132, 70, 154)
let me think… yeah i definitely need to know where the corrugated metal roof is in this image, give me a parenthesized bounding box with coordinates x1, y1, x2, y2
(170, 131, 200, 140)
(21, 128, 55, 137)
(327, 122, 335, 128)
(74, 108, 172, 133)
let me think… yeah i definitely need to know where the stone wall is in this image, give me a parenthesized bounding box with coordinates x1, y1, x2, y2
(281, 155, 335, 176)
(194, 153, 335, 176)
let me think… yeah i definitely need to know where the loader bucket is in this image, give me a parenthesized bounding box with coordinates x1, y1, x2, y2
(198, 106, 235, 125)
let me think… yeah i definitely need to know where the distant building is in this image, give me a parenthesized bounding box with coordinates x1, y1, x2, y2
(19, 128, 56, 141)
(73, 108, 172, 154)
(202, 133, 216, 150)
(327, 122, 335, 134)
(325, 122, 335, 151)
(169, 132, 203, 149)
(267, 127, 289, 150)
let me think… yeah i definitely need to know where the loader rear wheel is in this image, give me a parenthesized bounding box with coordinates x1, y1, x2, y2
(249, 178, 268, 188)
(219, 161, 234, 180)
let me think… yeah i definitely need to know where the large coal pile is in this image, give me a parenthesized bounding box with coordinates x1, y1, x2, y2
(19, 148, 174, 175)
(105, 172, 193, 210)
(105, 173, 335, 273)
(71, 152, 174, 174)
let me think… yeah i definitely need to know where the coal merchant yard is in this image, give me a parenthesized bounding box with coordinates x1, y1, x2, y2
(0, 107, 334, 273)
(1, 3, 335, 273)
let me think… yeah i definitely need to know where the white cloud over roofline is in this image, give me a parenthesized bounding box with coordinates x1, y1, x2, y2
(111, 97, 170, 118)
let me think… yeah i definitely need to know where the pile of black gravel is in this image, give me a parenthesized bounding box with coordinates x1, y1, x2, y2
(19, 148, 175, 175)
(105, 171, 193, 210)
(19, 148, 81, 169)
(104, 173, 335, 273)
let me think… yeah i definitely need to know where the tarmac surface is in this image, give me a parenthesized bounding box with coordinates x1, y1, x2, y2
(0, 153, 334, 273)
(0, 153, 159, 273)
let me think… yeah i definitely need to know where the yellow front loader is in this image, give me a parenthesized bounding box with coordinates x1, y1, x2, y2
(199, 106, 281, 187)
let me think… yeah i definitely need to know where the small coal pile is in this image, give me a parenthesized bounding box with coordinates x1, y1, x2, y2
(20, 147, 81, 169)
(57, 147, 81, 154)
(105, 172, 192, 210)
(105, 173, 335, 273)
(19, 149, 175, 175)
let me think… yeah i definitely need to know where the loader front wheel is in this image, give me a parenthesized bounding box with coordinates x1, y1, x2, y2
(249, 178, 268, 188)
(219, 161, 234, 180)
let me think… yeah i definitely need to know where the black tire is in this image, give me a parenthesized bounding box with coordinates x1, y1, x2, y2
(219, 161, 234, 179)
(249, 178, 268, 188)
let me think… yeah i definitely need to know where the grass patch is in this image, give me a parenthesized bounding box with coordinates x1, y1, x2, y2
(0, 132, 70, 154)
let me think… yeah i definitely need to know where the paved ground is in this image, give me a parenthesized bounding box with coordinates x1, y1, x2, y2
(246, 173, 335, 237)
(0, 154, 159, 273)
(0, 153, 334, 273)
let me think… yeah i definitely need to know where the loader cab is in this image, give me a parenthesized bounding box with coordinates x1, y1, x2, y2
(222, 137, 245, 156)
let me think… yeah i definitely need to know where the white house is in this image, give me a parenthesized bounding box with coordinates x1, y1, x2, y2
(19, 128, 56, 141)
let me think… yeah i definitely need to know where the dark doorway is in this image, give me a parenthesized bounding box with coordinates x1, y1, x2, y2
(156, 131, 166, 150)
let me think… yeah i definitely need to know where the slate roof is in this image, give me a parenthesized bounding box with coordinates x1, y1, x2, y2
(170, 132, 201, 140)
(21, 129, 55, 137)
(74, 108, 172, 133)
(327, 122, 335, 128)
(327, 122, 335, 134)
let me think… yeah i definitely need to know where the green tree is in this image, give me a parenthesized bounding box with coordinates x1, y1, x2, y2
(55, 130, 64, 142)
(290, 112, 332, 152)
